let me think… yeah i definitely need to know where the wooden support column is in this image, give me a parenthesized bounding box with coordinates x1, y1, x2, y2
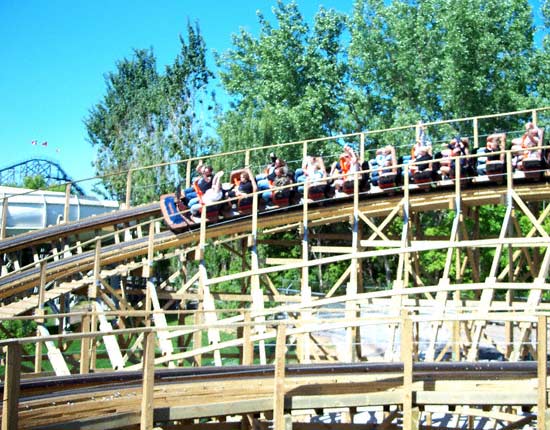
(472, 207, 480, 293)
(250, 190, 266, 364)
(346, 172, 360, 362)
(2, 342, 21, 430)
(473, 117, 479, 149)
(383, 184, 410, 361)
(359, 133, 365, 168)
(63, 182, 71, 223)
(80, 313, 91, 374)
(506, 150, 513, 200)
(125, 169, 132, 209)
(35, 260, 47, 373)
(241, 237, 248, 294)
(177, 252, 189, 364)
(89, 238, 101, 371)
(59, 293, 67, 343)
(273, 324, 287, 430)
(193, 207, 208, 367)
(506, 210, 515, 357)
(203, 286, 222, 366)
(452, 316, 461, 361)
(355, 218, 365, 360)
(91, 238, 101, 300)
(242, 311, 253, 365)
(401, 163, 411, 287)
(140, 330, 156, 430)
(143, 222, 155, 328)
(401, 310, 415, 430)
(538, 315, 548, 430)
(300, 180, 311, 364)
(0, 195, 8, 240)
(395, 175, 408, 284)
(511, 224, 550, 361)
(411, 212, 422, 287)
(185, 159, 192, 188)
(427, 167, 465, 362)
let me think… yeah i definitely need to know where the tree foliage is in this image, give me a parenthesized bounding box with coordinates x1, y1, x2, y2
(216, 0, 543, 164)
(86, 1, 550, 290)
(216, 1, 349, 168)
(21, 175, 67, 192)
(346, 0, 537, 136)
(532, 0, 550, 108)
(85, 22, 216, 204)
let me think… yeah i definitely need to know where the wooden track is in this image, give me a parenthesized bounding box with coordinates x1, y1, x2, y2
(0, 202, 160, 255)
(1, 179, 550, 316)
(5, 362, 543, 430)
(3, 107, 550, 428)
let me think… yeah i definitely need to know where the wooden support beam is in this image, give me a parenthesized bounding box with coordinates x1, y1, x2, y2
(1, 342, 21, 430)
(95, 301, 125, 370)
(90, 238, 101, 299)
(80, 312, 91, 374)
(63, 182, 71, 223)
(512, 190, 549, 238)
(538, 315, 548, 430)
(143, 222, 155, 279)
(36, 325, 71, 376)
(273, 324, 287, 430)
(363, 198, 403, 242)
(251, 285, 267, 365)
(401, 311, 414, 430)
(325, 266, 351, 299)
(204, 286, 222, 366)
(242, 311, 253, 365)
(473, 117, 479, 148)
(401, 161, 411, 288)
(0, 195, 8, 240)
(35, 260, 47, 372)
(140, 330, 156, 430)
(185, 159, 192, 188)
(300, 182, 314, 363)
(148, 281, 174, 364)
(125, 169, 132, 209)
(265, 258, 303, 265)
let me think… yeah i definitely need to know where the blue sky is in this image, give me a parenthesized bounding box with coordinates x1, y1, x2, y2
(0, 0, 354, 193)
(0, 0, 545, 195)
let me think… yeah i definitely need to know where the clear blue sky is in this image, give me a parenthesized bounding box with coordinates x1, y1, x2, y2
(0, 0, 544, 194)
(0, 0, 354, 193)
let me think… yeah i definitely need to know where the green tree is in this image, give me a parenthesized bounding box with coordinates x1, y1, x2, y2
(216, 1, 349, 169)
(23, 175, 48, 190)
(22, 175, 66, 192)
(532, 0, 550, 110)
(346, 0, 537, 137)
(85, 22, 216, 204)
(0, 319, 37, 359)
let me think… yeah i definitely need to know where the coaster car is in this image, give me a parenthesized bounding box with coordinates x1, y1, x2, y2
(160, 193, 191, 231)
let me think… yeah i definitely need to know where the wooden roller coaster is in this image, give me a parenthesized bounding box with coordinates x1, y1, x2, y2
(2, 108, 550, 430)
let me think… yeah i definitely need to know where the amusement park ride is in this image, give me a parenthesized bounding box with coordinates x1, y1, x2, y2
(2, 108, 550, 430)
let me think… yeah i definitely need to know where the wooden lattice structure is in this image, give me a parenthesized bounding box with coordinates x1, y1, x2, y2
(2, 108, 550, 429)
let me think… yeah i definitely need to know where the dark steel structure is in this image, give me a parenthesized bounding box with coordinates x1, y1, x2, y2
(0, 158, 85, 196)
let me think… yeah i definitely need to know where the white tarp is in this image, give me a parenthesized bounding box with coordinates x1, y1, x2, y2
(0, 186, 119, 236)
